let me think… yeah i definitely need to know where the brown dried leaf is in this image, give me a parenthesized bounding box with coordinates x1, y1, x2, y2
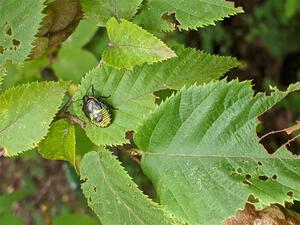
(224, 204, 300, 225)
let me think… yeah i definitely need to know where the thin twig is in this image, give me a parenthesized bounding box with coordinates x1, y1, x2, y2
(280, 134, 300, 149)
(60, 112, 86, 129)
(259, 129, 286, 141)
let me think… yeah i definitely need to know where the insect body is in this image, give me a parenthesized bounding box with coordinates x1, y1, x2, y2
(82, 95, 112, 127)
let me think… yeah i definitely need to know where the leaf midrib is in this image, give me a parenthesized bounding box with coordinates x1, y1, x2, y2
(95, 153, 147, 225)
(142, 152, 297, 161)
(109, 43, 174, 56)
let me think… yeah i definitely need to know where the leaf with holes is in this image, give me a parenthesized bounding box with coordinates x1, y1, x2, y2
(73, 46, 239, 146)
(134, 80, 300, 225)
(0, 0, 46, 64)
(80, 149, 183, 225)
(103, 18, 176, 69)
(0, 82, 67, 156)
(80, 0, 143, 26)
(38, 119, 76, 168)
(135, 0, 244, 31)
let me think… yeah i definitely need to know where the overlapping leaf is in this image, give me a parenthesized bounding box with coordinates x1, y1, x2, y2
(52, 46, 98, 84)
(80, 149, 182, 225)
(73, 47, 238, 146)
(1, 56, 48, 91)
(81, 0, 143, 26)
(134, 80, 300, 225)
(53, 213, 99, 225)
(0, 0, 46, 64)
(103, 18, 176, 69)
(38, 119, 76, 167)
(135, 0, 244, 31)
(63, 19, 99, 48)
(0, 82, 66, 156)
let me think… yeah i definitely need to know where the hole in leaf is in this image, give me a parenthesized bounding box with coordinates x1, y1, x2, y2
(11, 39, 20, 51)
(0, 46, 3, 54)
(12, 39, 20, 47)
(80, 178, 88, 184)
(287, 191, 293, 197)
(161, 12, 180, 29)
(259, 175, 268, 181)
(243, 179, 251, 185)
(88, 197, 92, 202)
(272, 175, 277, 180)
(237, 168, 242, 173)
(93, 186, 97, 192)
(248, 195, 260, 203)
(5, 25, 12, 36)
(258, 161, 262, 166)
(243, 174, 252, 185)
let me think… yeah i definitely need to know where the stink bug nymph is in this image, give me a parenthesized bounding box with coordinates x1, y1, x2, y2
(82, 86, 112, 128)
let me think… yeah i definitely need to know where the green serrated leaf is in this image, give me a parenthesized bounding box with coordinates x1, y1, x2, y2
(80, 0, 143, 26)
(134, 80, 300, 225)
(1, 56, 48, 91)
(0, 0, 46, 64)
(38, 119, 76, 167)
(103, 18, 176, 69)
(80, 149, 182, 225)
(0, 65, 5, 87)
(73, 67, 155, 145)
(135, 0, 244, 32)
(53, 213, 99, 225)
(0, 82, 66, 156)
(74, 46, 238, 146)
(52, 46, 98, 84)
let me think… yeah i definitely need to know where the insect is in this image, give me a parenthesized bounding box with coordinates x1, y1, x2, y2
(82, 86, 112, 127)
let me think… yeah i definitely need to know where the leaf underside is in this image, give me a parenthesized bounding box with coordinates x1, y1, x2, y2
(103, 18, 176, 69)
(0, 82, 66, 156)
(80, 149, 182, 225)
(135, 0, 244, 31)
(134, 80, 300, 225)
(38, 119, 76, 167)
(0, 0, 46, 64)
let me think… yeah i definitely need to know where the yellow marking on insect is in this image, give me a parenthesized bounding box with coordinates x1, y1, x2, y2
(93, 108, 111, 128)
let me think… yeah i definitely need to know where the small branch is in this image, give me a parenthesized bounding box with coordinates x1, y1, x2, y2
(280, 134, 300, 149)
(259, 129, 286, 141)
(260, 121, 300, 141)
(60, 112, 86, 129)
